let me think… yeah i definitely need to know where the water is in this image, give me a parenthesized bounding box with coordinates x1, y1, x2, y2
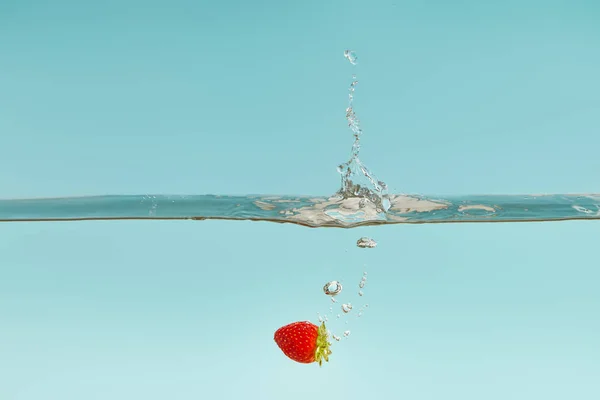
(343, 50, 358, 65)
(3, 39, 600, 400)
(1, 50, 598, 227)
(2, 193, 600, 225)
(337, 50, 390, 213)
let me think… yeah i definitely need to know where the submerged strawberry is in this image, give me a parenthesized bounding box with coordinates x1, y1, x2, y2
(274, 321, 332, 366)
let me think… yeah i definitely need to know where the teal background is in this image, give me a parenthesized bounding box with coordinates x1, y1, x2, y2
(1, 1, 599, 399)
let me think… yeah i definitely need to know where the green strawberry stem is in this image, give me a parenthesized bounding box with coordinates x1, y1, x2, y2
(314, 322, 332, 366)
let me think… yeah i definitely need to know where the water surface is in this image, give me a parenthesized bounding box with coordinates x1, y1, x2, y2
(2, 193, 599, 227)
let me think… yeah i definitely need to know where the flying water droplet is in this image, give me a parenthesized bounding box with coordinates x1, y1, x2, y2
(344, 50, 358, 65)
(357, 237, 377, 248)
(343, 330, 351, 337)
(358, 290, 364, 296)
(359, 280, 366, 289)
(333, 334, 341, 341)
(331, 297, 338, 303)
(323, 280, 343, 296)
(342, 303, 353, 313)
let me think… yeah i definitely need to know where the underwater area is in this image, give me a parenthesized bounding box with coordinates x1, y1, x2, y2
(1, 1, 600, 400)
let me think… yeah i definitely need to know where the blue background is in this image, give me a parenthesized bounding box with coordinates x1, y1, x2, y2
(1, 0, 599, 399)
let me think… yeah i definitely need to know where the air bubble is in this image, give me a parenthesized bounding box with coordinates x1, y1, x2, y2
(356, 237, 377, 248)
(341, 303, 353, 313)
(323, 280, 343, 296)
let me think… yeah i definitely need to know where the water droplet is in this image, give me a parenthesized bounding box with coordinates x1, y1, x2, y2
(357, 312, 363, 317)
(344, 50, 358, 65)
(343, 330, 351, 337)
(342, 303, 353, 313)
(337, 314, 341, 319)
(356, 237, 377, 248)
(318, 315, 324, 323)
(365, 304, 369, 308)
(359, 280, 366, 289)
(358, 290, 364, 296)
(331, 297, 338, 303)
(333, 334, 341, 342)
(323, 281, 343, 296)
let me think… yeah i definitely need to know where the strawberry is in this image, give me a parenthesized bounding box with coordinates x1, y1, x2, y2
(274, 321, 332, 366)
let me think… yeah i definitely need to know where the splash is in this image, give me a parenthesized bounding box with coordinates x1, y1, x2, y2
(337, 50, 391, 213)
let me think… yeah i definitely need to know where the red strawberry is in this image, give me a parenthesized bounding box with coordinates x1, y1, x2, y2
(274, 321, 332, 366)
